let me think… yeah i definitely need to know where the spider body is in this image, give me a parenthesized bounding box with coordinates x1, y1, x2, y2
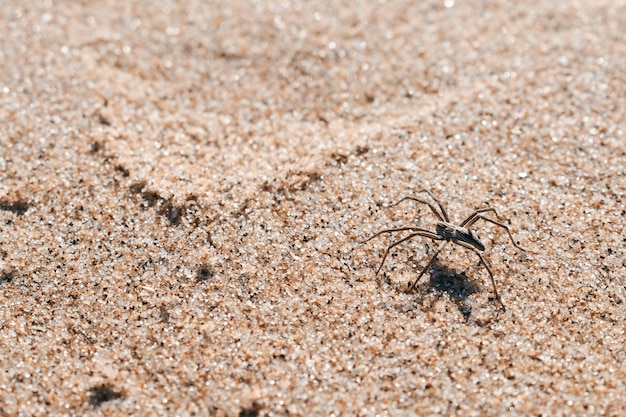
(435, 222, 485, 251)
(362, 189, 526, 310)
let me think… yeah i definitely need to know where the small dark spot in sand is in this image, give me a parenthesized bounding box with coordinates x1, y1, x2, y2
(88, 383, 124, 407)
(90, 141, 103, 154)
(98, 112, 111, 126)
(197, 265, 214, 282)
(0, 199, 29, 216)
(239, 402, 261, 417)
(331, 152, 349, 164)
(158, 305, 170, 322)
(141, 191, 163, 207)
(115, 165, 130, 177)
(354, 145, 369, 156)
(196, 265, 214, 282)
(129, 181, 146, 194)
(159, 200, 185, 225)
(1, 271, 15, 284)
(129, 183, 164, 206)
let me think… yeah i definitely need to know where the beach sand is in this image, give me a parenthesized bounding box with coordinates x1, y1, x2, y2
(1, 0, 625, 415)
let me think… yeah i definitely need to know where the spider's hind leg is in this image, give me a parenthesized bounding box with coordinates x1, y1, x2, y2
(360, 227, 429, 244)
(372, 230, 441, 277)
(388, 196, 445, 222)
(372, 232, 420, 277)
(415, 189, 451, 222)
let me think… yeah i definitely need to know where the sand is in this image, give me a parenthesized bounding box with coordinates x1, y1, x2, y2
(1, 0, 625, 415)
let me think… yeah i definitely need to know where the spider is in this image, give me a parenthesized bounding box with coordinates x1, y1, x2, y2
(362, 189, 526, 310)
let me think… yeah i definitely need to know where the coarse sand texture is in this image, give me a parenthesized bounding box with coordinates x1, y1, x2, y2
(1, 0, 625, 416)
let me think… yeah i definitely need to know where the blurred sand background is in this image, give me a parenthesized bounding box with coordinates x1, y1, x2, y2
(1, 0, 625, 415)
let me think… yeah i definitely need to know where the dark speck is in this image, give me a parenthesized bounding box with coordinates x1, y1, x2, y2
(159, 305, 171, 322)
(354, 145, 369, 156)
(239, 402, 261, 417)
(197, 266, 214, 282)
(129, 182, 146, 194)
(88, 384, 123, 407)
(0, 199, 29, 216)
(141, 191, 163, 207)
(115, 165, 130, 177)
(1, 272, 15, 283)
(159, 201, 184, 225)
(90, 141, 103, 154)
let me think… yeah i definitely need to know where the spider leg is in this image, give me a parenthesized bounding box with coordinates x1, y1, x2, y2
(455, 241, 506, 311)
(415, 189, 451, 222)
(406, 240, 448, 294)
(372, 230, 441, 277)
(360, 227, 434, 244)
(388, 197, 444, 222)
(462, 210, 526, 252)
(460, 207, 498, 227)
(387, 189, 450, 222)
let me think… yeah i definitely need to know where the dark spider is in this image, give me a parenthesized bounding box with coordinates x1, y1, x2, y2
(362, 189, 526, 310)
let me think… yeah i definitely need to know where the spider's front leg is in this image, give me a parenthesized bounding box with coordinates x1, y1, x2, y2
(461, 208, 526, 252)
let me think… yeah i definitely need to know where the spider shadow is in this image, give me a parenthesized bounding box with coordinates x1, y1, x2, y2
(407, 256, 483, 321)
